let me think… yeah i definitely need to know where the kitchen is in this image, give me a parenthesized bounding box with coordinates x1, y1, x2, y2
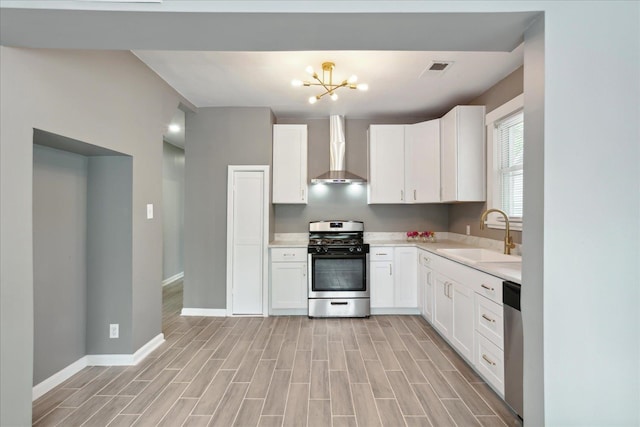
(1, 3, 638, 427)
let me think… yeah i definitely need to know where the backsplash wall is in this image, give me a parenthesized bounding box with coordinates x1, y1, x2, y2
(274, 116, 449, 233)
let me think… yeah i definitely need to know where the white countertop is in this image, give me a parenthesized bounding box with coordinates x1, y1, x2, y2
(269, 237, 522, 284)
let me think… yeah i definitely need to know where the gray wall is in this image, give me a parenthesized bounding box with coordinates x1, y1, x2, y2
(1, 48, 182, 424)
(184, 107, 274, 310)
(275, 116, 448, 232)
(86, 156, 133, 355)
(448, 66, 524, 244)
(33, 144, 88, 385)
(162, 142, 185, 281)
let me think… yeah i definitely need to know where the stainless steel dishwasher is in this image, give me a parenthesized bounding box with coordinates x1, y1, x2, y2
(503, 280, 523, 420)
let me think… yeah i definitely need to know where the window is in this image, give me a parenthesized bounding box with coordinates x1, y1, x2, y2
(485, 94, 524, 230)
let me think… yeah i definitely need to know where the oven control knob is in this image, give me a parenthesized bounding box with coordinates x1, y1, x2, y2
(356, 246, 363, 252)
(315, 246, 322, 253)
(349, 247, 355, 253)
(322, 247, 328, 253)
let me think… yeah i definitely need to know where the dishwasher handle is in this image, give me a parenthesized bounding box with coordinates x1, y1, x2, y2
(503, 281, 521, 311)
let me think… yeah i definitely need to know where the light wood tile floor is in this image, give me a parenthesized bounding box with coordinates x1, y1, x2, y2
(33, 282, 521, 426)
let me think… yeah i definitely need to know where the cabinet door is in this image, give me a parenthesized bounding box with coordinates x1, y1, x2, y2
(394, 247, 418, 308)
(368, 125, 405, 203)
(405, 120, 440, 203)
(440, 106, 486, 202)
(451, 281, 474, 361)
(271, 262, 307, 309)
(433, 273, 452, 337)
(273, 124, 307, 204)
(423, 266, 434, 323)
(440, 108, 458, 202)
(370, 261, 394, 308)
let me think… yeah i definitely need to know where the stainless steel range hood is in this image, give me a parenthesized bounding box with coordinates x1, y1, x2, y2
(311, 115, 366, 184)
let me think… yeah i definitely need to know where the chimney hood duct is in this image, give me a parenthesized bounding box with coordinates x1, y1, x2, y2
(311, 115, 367, 184)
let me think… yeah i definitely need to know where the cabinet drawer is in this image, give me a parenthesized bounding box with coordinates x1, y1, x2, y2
(469, 270, 503, 304)
(418, 250, 435, 267)
(475, 332, 505, 395)
(271, 248, 307, 262)
(370, 247, 394, 261)
(475, 294, 504, 349)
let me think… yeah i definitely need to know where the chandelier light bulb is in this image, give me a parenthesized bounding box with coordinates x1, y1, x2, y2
(305, 65, 315, 75)
(308, 96, 318, 104)
(356, 83, 369, 91)
(330, 93, 338, 101)
(291, 79, 303, 87)
(347, 74, 358, 84)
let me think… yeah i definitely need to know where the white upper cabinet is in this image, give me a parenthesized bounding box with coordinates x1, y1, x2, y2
(368, 120, 440, 204)
(440, 105, 486, 202)
(367, 125, 405, 203)
(405, 119, 440, 203)
(273, 124, 308, 204)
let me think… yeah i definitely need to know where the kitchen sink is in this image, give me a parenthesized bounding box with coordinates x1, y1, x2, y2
(436, 248, 522, 264)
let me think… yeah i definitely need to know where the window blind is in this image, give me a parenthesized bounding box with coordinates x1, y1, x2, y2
(497, 111, 524, 218)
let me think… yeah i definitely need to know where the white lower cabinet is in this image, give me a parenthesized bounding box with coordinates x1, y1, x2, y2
(475, 332, 505, 394)
(432, 271, 474, 361)
(451, 281, 474, 361)
(370, 259, 394, 308)
(394, 247, 417, 308)
(418, 250, 435, 322)
(422, 250, 507, 397)
(370, 246, 417, 310)
(270, 248, 307, 312)
(433, 273, 453, 337)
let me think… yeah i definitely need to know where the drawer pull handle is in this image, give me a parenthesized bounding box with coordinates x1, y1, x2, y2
(376, 253, 388, 256)
(482, 354, 496, 366)
(482, 314, 496, 323)
(481, 284, 495, 291)
(331, 301, 348, 306)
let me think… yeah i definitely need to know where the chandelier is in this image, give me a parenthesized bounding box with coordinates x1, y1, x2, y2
(291, 62, 369, 104)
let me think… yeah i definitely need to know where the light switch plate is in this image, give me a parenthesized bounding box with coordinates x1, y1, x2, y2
(146, 204, 153, 219)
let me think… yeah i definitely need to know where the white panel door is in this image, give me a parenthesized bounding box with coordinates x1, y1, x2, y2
(440, 108, 458, 202)
(405, 119, 441, 203)
(230, 169, 265, 315)
(273, 124, 307, 204)
(368, 125, 405, 203)
(451, 281, 474, 361)
(393, 247, 418, 308)
(370, 261, 394, 308)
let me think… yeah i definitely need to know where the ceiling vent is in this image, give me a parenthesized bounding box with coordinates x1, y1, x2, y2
(420, 61, 454, 78)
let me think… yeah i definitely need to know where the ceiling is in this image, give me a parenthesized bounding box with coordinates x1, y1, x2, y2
(0, 2, 535, 122)
(134, 47, 523, 119)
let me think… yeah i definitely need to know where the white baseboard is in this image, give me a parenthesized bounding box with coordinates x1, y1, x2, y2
(162, 272, 184, 287)
(32, 333, 165, 401)
(33, 356, 88, 401)
(181, 308, 227, 317)
(371, 307, 420, 315)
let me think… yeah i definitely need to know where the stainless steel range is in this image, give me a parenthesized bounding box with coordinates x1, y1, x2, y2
(307, 220, 370, 318)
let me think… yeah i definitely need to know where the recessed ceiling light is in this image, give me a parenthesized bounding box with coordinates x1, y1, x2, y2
(168, 124, 180, 133)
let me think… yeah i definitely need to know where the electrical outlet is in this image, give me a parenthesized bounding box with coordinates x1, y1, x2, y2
(466, 225, 471, 235)
(109, 324, 119, 339)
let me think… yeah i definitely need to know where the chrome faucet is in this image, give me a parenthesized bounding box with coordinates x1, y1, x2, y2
(480, 208, 516, 255)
